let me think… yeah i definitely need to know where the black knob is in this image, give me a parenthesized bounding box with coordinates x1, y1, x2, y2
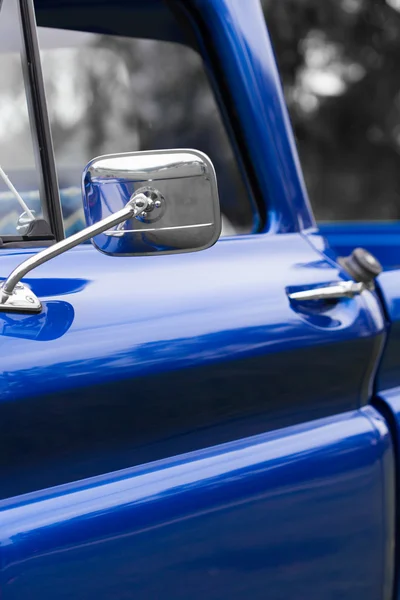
(338, 247, 382, 284)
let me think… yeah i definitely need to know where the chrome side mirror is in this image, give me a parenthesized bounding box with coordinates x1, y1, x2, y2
(83, 149, 221, 256)
(0, 149, 221, 313)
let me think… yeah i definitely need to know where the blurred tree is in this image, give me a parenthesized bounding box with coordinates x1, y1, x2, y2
(262, 0, 400, 220)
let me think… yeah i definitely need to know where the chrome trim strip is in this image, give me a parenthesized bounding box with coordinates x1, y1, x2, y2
(105, 222, 213, 236)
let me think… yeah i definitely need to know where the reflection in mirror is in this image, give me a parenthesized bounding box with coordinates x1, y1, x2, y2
(83, 149, 221, 256)
(0, 301, 74, 341)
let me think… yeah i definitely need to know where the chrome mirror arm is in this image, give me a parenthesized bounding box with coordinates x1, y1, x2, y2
(0, 193, 150, 313)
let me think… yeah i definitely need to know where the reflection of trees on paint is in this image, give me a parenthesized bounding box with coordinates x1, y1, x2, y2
(263, 0, 400, 220)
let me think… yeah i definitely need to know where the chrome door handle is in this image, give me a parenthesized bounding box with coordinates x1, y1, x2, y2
(288, 281, 371, 302)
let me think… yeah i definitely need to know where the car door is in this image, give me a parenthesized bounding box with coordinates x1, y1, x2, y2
(0, 1, 395, 599)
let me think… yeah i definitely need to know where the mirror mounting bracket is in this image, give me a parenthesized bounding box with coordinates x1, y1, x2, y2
(0, 192, 150, 314)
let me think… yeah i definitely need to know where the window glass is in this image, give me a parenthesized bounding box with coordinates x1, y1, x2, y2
(38, 31, 257, 237)
(0, 0, 42, 235)
(263, 0, 400, 222)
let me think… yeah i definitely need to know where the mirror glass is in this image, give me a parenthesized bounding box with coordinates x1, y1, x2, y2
(83, 149, 221, 256)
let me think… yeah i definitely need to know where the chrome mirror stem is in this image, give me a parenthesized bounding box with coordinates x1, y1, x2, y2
(0, 193, 149, 312)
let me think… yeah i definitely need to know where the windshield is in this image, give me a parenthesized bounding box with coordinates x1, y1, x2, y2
(0, 0, 44, 236)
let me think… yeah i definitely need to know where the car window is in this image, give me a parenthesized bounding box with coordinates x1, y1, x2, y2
(263, 0, 400, 222)
(37, 30, 258, 238)
(0, 0, 43, 236)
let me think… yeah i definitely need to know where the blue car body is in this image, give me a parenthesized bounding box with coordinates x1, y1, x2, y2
(1, 0, 400, 598)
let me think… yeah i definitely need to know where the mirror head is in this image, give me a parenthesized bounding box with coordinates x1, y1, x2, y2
(82, 149, 221, 256)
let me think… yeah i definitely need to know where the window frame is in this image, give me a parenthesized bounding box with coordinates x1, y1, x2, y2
(19, 0, 64, 241)
(0, 0, 64, 246)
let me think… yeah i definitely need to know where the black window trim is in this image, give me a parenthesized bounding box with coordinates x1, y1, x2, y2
(0, 0, 65, 245)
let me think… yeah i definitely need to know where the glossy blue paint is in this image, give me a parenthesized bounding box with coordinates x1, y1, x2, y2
(373, 389, 400, 600)
(358, 253, 400, 600)
(373, 270, 400, 392)
(0, 232, 385, 498)
(188, 0, 314, 233)
(0, 1, 396, 598)
(0, 235, 384, 402)
(319, 222, 400, 270)
(0, 406, 394, 600)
